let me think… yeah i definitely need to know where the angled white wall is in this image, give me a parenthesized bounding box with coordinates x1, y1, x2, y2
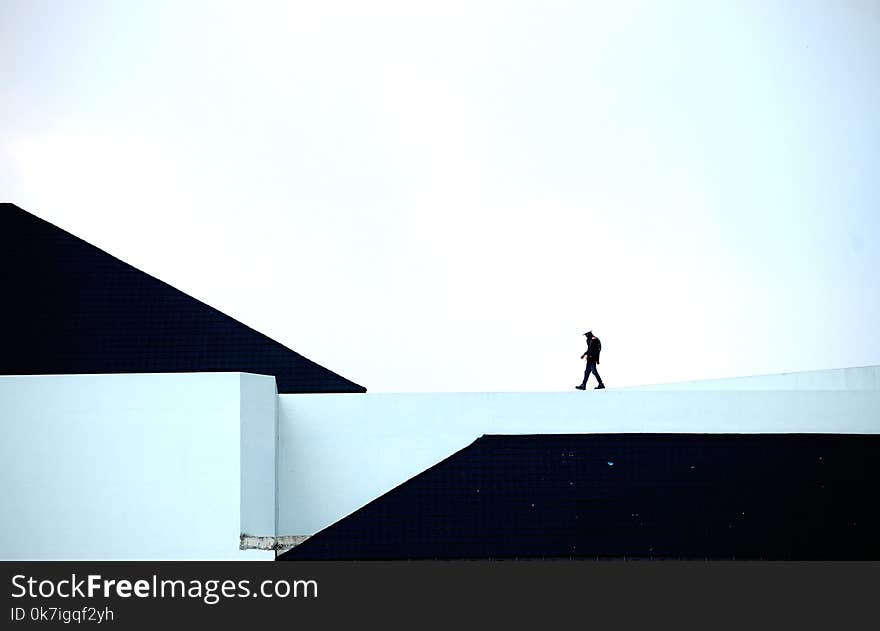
(618, 365, 880, 391)
(0, 372, 277, 560)
(277, 367, 880, 537)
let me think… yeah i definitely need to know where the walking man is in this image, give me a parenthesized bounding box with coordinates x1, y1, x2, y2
(576, 330, 605, 390)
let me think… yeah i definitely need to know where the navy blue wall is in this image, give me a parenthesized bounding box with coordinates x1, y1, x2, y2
(279, 433, 880, 560)
(0, 203, 365, 393)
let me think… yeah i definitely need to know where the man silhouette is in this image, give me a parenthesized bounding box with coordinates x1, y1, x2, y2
(576, 330, 605, 390)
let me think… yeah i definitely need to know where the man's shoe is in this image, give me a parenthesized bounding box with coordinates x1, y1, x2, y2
(595, 385, 605, 389)
(575, 385, 585, 390)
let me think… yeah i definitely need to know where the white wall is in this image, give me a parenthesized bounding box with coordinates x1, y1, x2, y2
(5, 366, 879, 558)
(277, 369, 880, 536)
(0, 373, 276, 560)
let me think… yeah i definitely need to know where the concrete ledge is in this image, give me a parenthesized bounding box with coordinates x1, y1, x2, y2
(240, 535, 310, 554)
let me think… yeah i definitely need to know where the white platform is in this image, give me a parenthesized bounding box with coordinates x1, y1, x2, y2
(2, 366, 878, 559)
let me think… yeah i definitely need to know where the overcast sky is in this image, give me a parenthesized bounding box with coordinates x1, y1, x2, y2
(2, 0, 878, 392)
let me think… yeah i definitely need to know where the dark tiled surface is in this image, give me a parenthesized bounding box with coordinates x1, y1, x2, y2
(0, 203, 365, 393)
(279, 434, 880, 560)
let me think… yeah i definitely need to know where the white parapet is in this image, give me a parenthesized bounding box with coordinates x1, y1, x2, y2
(0, 372, 277, 560)
(277, 367, 880, 537)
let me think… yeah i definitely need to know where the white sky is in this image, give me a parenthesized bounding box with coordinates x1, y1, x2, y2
(2, 0, 879, 392)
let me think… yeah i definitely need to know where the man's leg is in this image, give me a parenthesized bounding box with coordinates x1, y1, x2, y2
(591, 363, 605, 389)
(577, 363, 591, 389)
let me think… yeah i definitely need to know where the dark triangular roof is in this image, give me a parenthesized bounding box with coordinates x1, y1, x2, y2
(0, 203, 365, 393)
(279, 433, 880, 560)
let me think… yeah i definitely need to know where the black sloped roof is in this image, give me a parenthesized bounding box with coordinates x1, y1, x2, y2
(278, 433, 880, 560)
(0, 203, 365, 393)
